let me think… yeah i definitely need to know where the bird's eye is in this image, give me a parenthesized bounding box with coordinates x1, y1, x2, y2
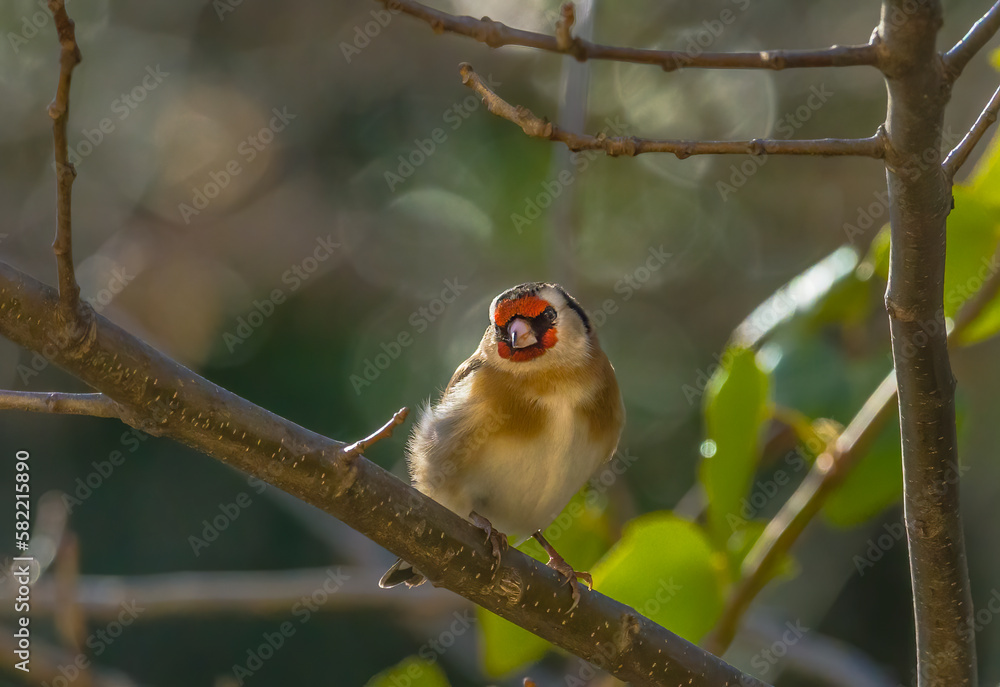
(543, 307, 557, 323)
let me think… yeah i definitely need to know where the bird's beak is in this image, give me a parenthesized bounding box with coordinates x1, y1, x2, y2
(507, 317, 537, 349)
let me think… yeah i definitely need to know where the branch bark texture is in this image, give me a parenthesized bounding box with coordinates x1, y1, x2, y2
(880, 1, 976, 684)
(0, 262, 768, 687)
(382, 0, 881, 71)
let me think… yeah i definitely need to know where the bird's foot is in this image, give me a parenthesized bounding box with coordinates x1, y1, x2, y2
(533, 531, 592, 613)
(469, 511, 508, 576)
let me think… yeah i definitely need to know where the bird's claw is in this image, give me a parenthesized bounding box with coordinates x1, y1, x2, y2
(546, 556, 592, 612)
(469, 511, 508, 576)
(532, 531, 592, 613)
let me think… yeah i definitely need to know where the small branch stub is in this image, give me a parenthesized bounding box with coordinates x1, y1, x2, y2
(341, 408, 410, 460)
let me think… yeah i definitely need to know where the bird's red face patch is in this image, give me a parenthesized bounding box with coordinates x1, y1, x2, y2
(493, 295, 548, 327)
(495, 295, 559, 362)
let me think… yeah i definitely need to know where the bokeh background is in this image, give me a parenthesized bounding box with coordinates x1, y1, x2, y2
(2, 0, 1000, 685)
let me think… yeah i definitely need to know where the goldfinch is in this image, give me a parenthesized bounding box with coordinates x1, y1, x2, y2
(380, 282, 625, 608)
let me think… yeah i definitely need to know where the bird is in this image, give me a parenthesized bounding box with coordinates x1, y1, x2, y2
(379, 282, 625, 609)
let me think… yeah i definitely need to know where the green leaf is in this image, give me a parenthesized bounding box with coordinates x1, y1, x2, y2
(864, 225, 890, 281)
(590, 513, 726, 643)
(477, 489, 614, 677)
(477, 613, 549, 678)
(968, 119, 1000, 208)
(700, 347, 771, 546)
(943, 186, 1000, 321)
(364, 656, 451, 687)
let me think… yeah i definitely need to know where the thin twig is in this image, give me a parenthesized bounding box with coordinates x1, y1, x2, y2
(943, 84, 1000, 180)
(943, 0, 1000, 80)
(382, 0, 881, 72)
(341, 407, 409, 459)
(0, 391, 120, 418)
(47, 0, 83, 318)
(459, 63, 887, 159)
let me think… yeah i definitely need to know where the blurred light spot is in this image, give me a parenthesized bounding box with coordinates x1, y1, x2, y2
(700, 439, 717, 458)
(734, 245, 859, 347)
(604, 36, 777, 187)
(756, 342, 783, 374)
(148, 86, 281, 223)
(389, 188, 493, 240)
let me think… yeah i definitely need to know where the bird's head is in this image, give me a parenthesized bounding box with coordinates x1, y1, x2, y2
(486, 282, 592, 371)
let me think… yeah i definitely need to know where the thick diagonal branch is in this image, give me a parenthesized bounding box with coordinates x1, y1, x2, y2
(460, 63, 887, 159)
(383, 0, 881, 72)
(0, 262, 769, 687)
(880, 1, 976, 685)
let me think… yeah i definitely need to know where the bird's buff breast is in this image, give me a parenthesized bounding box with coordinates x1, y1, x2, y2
(415, 390, 606, 541)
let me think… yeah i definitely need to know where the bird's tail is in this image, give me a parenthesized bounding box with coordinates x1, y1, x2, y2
(378, 559, 427, 588)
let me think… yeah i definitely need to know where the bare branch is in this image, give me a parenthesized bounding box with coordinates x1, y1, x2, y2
(0, 391, 120, 418)
(341, 407, 409, 459)
(943, 84, 1000, 179)
(943, 0, 1000, 80)
(459, 63, 887, 159)
(0, 261, 769, 687)
(47, 0, 83, 319)
(6, 567, 455, 621)
(382, 0, 881, 72)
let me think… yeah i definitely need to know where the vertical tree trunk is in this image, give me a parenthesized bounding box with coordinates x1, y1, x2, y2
(880, 1, 976, 685)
